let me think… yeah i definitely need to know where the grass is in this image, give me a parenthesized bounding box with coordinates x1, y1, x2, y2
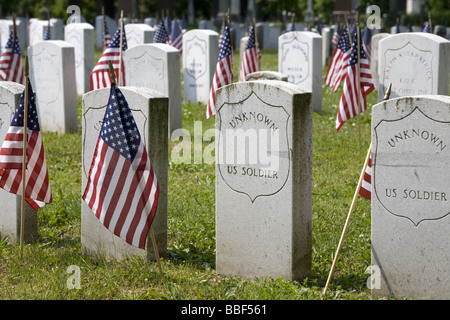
(0, 48, 378, 301)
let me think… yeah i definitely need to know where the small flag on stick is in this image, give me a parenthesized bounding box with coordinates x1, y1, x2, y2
(206, 20, 233, 119)
(82, 83, 159, 249)
(90, 24, 127, 90)
(0, 77, 52, 210)
(238, 23, 261, 82)
(0, 17, 24, 84)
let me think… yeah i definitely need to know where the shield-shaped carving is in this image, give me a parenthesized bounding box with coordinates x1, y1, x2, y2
(374, 107, 450, 225)
(184, 36, 207, 80)
(279, 34, 309, 85)
(217, 91, 291, 202)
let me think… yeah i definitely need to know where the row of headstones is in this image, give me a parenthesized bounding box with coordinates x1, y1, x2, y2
(3, 77, 450, 299)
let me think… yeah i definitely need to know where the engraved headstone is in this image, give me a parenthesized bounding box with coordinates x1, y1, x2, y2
(278, 31, 322, 113)
(0, 82, 37, 243)
(64, 22, 94, 95)
(371, 95, 450, 299)
(81, 86, 168, 260)
(378, 33, 450, 101)
(183, 29, 219, 104)
(28, 40, 78, 133)
(215, 81, 312, 281)
(124, 23, 155, 48)
(124, 43, 182, 135)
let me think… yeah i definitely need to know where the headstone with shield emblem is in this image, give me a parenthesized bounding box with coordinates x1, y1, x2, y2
(215, 81, 312, 281)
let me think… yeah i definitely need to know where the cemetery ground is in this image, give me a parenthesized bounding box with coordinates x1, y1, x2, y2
(0, 48, 375, 300)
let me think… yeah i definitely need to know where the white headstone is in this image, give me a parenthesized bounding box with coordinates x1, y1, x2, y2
(378, 33, 450, 101)
(183, 29, 219, 104)
(370, 33, 390, 87)
(371, 95, 450, 299)
(124, 23, 155, 48)
(81, 86, 168, 260)
(278, 31, 322, 113)
(28, 40, 78, 133)
(64, 22, 94, 95)
(0, 82, 37, 243)
(215, 81, 312, 281)
(124, 43, 182, 135)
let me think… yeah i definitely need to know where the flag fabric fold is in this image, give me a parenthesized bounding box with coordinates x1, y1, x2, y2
(153, 20, 169, 44)
(90, 25, 127, 90)
(362, 26, 372, 64)
(331, 24, 342, 47)
(238, 25, 261, 82)
(169, 18, 183, 53)
(335, 24, 375, 130)
(0, 31, 24, 84)
(206, 20, 233, 119)
(82, 83, 159, 249)
(0, 79, 52, 210)
(359, 154, 372, 200)
(325, 25, 352, 92)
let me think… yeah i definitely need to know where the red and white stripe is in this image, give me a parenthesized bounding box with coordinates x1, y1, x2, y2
(83, 138, 159, 249)
(335, 55, 374, 130)
(90, 47, 125, 90)
(0, 127, 52, 209)
(325, 47, 351, 92)
(359, 154, 372, 200)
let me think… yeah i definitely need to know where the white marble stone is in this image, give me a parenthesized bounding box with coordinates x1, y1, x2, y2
(183, 29, 219, 104)
(371, 95, 450, 299)
(81, 86, 168, 260)
(28, 40, 78, 133)
(215, 81, 312, 281)
(124, 43, 182, 135)
(278, 31, 322, 113)
(64, 22, 94, 95)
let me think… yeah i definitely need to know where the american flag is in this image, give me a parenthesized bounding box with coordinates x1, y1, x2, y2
(359, 154, 372, 200)
(238, 25, 261, 82)
(103, 16, 112, 50)
(362, 26, 372, 64)
(206, 20, 233, 119)
(218, 19, 226, 50)
(164, 16, 172, 36)
(90, 25, 127, 90)
(335, 25, 375, 130)
(324, 25, 352, 92)
(82, 83, 159, 249)
(394, 21, 401, 33)
(0, 79, 52, 210)
(332, 24, 342, 47)
(423, 21, 431, 33)
(153, 20, 169, 44)
(0, 31, 24, 84)
(169, 18, 183, 52)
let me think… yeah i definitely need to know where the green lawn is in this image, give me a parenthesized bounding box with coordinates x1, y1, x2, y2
(0, 48, 378, 300)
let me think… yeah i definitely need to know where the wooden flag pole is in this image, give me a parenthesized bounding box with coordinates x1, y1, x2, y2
(118, 10, 124, 86)
(356, 12, 362, 152)
(150, 227, 164, 280)
(322, 83, 392, 299)
(20, 57, 29, 257)
(108, 60, 116, 83)
(428, 11, 432, 31)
